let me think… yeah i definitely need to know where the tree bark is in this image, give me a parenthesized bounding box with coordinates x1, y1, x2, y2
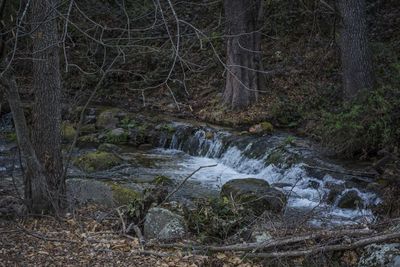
(223, 0, 265, 110)
(338, 0, 375, 100)
(29, 0, 65, 213)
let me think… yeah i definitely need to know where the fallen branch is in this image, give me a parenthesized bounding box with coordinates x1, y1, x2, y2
(302, 164, 377, 180)
(155, 228, 373, 252)
(246, 231, 400, 258)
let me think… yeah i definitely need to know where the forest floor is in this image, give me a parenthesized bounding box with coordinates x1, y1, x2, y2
(0, 205, 258, 267)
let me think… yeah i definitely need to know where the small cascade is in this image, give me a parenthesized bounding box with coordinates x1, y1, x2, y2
(159, 123, 381, 226)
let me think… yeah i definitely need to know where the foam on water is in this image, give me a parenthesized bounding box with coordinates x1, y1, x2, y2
(158, 126, 381, 226)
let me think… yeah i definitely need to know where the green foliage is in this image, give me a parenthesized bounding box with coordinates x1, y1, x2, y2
(152, 175, 173, 186)
(316, 88, 400, 157)
(184, 197, 252, 243)
(5, 132, 17, 142)
(105, 130, 129, 144)
(120, 117, 137, 129)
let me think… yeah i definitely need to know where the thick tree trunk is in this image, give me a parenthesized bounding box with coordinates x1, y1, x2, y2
(29, 0, 65, 213)
(338, 0, 375, 100)
(223, 0, 265, 110)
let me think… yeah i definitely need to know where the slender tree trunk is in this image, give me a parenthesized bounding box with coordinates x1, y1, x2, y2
(338, 0, 375, 100)
(223, 0, 265, 110)
(29, 0, 65, 213)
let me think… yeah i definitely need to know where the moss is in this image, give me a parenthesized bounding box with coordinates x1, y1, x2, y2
(159, 124, 176, 133)
(5, 132, 17, 142)
(108, 182, 141, 205)
(105, 129, 129, 144)
(62, 122, 76, 141)
(260, 122, 274, 133)
(152, 175, 174, 186)
(266, 150, 284, 166)
(205, 131, 214, 139)
(77, 134, 100, 146)
(73, 151, 122, 173)
(80, 124, 96, 135)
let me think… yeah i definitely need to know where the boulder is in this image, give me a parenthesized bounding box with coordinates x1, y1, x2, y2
(221, 178, 287, 215)
(337, 190, 364, 209)
(358, 243, 400, 267)
(67, 179, 113, 206)
(73, 151, 122, 173)
(143, 208, 187, 241)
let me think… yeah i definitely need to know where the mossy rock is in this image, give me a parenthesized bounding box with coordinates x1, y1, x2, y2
(221, 178, 286, 215)
(152, 175, 174, 186)
(108, 182, 141, 205)
(73, 151, 122, 173)
(249, 122, 274, 135)
(80, 124, 96, 135)
(77, 134, 100, 147)
(62, 122, 76, 142)
(96, 108, 123, 129)
(337, 190, 364, 209)
(106, 128, 129, 144)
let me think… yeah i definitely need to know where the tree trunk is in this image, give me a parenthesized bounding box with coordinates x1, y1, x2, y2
(29, 0, 65, 213)
(223, 0, 265, 110)
(338, 0, 375, 100)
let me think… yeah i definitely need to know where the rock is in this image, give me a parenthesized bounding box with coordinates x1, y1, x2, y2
(220, 178, 287, 214)
(249, 122, 273, 134)
(98, 143, 122, 153)
(96, 108, 122, 129)
(358, 243, 400, 267)
(144, 208, 187, 241)
(325, 182, 346, 205)
(62, 122, 76, 142)
(105, 128, 129, 144)
(337, 190, 364, 209)
(73, 151, 122, 173)
(108, 182, 141, 205)
(250, 224, 272, 243)
(80, 124, 96, 135)
(67, 179, 114, 206)
(77, 134, 100, 147)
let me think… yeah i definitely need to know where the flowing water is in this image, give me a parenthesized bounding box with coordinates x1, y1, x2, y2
(0, 116, 381, 227)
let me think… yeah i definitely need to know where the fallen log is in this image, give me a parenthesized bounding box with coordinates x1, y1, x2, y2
(246, 231, 400, 258)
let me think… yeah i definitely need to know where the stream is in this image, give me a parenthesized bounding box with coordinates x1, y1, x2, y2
(0, 117, 382, 227)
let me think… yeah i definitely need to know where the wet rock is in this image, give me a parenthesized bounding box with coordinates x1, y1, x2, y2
(358, 243, 400, 267)
(98, 143, 122, 153)
(220, 178, 287, 214)
(249, 122, 273, 134)
(62, 122, 76, 142)
(105, 128, 129, 144)
(73, 151, 122, 173)
(337, 190, 364, 209)
(325, 182, 346, 205)
(143, 207, 187, 241)
(67, 179, 114, 206)
(138, 143, 153, 150)
(96, 109, 121, 129)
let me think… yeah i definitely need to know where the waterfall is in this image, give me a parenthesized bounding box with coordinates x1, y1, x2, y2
(158, 123, 381, 226)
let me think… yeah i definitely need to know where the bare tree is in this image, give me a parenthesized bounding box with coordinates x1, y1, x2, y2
(222, 0, 265, 110)
(337, 0, 375, 100)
